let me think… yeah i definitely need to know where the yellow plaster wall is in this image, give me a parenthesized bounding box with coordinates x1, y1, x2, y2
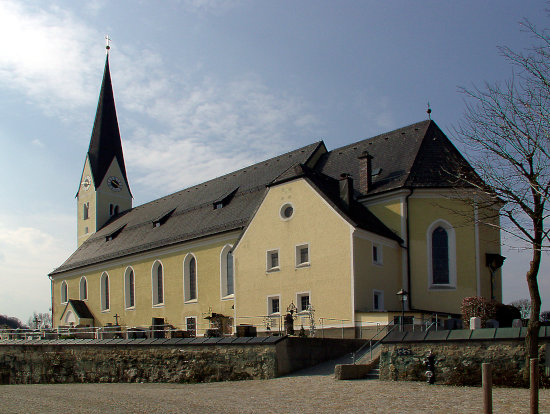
(95, 159, 132, 232)
(52, 233, 238, 334)
(233, 179, 354, 329)
(408, 196, 477, 314)
(353, 235, 402, 313)
(77, 158, 96, 246)
(366, 198, 403, 237)
(478, 212, 502, 301)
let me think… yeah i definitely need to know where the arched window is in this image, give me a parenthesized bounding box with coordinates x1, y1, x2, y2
(427, 220, 456, 288)
(60, 280, 68, 304)
(83, 202, 89, 220)
(100, 272, 110, 311)
(152, 261, 164, 306)
(124, 267, 135, 309)
(184, 254, 198, 302)
(79, 277, 88, 300)
(220, 245, 234, 298)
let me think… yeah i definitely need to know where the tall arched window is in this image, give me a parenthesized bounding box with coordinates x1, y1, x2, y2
(61, 280, 68, 304)
(152, 261, 164, 306)
(184, 254, 198, 302)
(100, 272, 110, 311)
(220, 245, 234, 298)
(83, 202, 89, 220)
(427, 220, 456, 288)
(124, 267, 135, 309)
(79, 277, 88, 300)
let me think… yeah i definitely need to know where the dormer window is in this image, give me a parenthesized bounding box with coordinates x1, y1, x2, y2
(152, 208, 176, 228)
(105, 224, 125, 242)
(212, 187, 238, 210)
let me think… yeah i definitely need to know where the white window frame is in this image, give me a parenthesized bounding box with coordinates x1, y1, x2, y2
(124, 267, 136, 310)
(267, 295, 281, 315)
(151, 260, 165, 307)
(296, 291, 311, 313)
(220, 245, 234, 299)
(295, 243, 310, 268)
(183, 253, 198, 303)
(100, 272, 110, 312)
(427, 219, 457, 289)
(266, 249, 280, 272)
(60, 280, 68, 304)
(372, 243, 383, 265)
(373, 289, 384, 311)
(79, 276, 88, 301)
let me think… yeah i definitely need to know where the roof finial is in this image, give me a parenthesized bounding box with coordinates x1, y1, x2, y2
(426, 102, 432, 120)
(105, 34, 111, 55)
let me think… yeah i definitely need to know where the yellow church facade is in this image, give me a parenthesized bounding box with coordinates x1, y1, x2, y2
(49, 56, 502, 338)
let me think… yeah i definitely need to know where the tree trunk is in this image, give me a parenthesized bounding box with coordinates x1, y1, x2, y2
(524, 239, 542, 383)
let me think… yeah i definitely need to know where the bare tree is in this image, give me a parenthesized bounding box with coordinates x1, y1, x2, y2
(455, 19, 550, 378)
(510, 298, 532, 319)
(27, 311, 52, 329)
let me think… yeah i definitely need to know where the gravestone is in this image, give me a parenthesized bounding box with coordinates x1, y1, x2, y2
(486, 319, 499, 328)
(512, 319, 523, 328)
(470, 317, 481, 330)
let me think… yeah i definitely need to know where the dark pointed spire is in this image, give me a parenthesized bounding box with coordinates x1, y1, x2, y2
(87, 54, 131, 195)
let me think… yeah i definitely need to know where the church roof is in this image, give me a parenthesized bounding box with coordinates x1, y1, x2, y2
(60, 300, 94, 320)
(317, 120, 480, 197)
(51, 120, 477, 276)
(86, 56, 131, 195)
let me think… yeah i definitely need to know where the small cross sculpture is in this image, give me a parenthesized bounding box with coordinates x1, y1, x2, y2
(105, 35, 111, 53)
(113, 313, 120, 325)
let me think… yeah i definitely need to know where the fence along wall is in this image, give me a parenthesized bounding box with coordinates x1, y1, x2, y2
(0, 337, 365, 385)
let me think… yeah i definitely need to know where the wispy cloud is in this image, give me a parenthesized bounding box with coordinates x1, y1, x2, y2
(0, 214, 74, 321)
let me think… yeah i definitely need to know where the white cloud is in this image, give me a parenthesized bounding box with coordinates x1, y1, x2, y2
(0, 1, 102, 117)
(31, 139, 44, 148)
(0, 214, 73, 322)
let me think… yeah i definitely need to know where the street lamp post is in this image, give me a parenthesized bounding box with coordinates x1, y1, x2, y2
(396, 289, 408, 332)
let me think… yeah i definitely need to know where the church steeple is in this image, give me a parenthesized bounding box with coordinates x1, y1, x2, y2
(76, 48, 132, 247)
(87, 55, 131, 196)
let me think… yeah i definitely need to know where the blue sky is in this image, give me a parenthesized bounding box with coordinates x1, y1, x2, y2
(0, 0, 548, 322)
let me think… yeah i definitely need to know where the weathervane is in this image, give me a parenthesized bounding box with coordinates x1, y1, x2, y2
(105, 35, 111, 54)
(426, 102, 432, 120)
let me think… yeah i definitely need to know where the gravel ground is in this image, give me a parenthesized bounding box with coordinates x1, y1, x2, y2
(1, 376, 549, 414)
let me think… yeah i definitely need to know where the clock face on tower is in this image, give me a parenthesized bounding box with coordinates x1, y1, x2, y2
(81, 175, 91, 191)
(107, 176, 123, 192)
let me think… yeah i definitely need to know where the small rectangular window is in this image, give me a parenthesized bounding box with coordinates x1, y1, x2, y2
(186, 317, 197, 337)
(297, 293, 310, 312)
(268, 296, 280, 315)
(267, 250, 279, 272)
(372, 243, 383, 265)
(373, 290, 384, 311)
(296, 244, 310, 267)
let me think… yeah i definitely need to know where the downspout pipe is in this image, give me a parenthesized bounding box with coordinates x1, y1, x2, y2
(405, 188, 413, 311)
(48, 275, 54, 328)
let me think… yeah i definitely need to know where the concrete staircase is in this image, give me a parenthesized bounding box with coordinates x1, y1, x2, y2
(364, 362, 380, 380)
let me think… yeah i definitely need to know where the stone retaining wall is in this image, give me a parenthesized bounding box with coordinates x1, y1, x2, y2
(379, 340, 548, 387)
(0, 336, 364, 384)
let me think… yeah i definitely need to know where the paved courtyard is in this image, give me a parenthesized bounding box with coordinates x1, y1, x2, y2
(2, 375, 549, 414)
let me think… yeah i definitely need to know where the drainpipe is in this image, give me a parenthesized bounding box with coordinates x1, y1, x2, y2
(48, 275, 54, 329)
(405, 188, 413, 311)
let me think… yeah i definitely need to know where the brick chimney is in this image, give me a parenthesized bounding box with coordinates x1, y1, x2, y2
(358, 151, 373, 193)
(339, 173, 353, 211)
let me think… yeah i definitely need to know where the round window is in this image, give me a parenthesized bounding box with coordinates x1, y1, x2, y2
(280, 203, 294, 219)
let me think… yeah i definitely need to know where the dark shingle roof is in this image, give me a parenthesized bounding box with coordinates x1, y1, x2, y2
(52, 120, 477, 276)
(61, 299, 94, 320)
(51, 142, 324, 275)
(86, 56, 131, 195)
(317, 120, 477, 196)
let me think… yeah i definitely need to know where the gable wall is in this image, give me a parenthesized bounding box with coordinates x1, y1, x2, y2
(234, 179, 354, 331)
(77, 158, 96, 246)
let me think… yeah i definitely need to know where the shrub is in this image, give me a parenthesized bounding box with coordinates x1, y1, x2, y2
(495, 303, 521, 327)
(461, 297, 497, 328)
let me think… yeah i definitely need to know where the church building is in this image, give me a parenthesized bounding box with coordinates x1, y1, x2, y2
(49, 55, 502, 337)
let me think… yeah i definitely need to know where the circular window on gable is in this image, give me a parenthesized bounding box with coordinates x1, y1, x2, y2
(280, 203, 294, 220)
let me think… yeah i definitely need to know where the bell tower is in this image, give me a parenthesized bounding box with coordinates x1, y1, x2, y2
(76, 42, 132, 246)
